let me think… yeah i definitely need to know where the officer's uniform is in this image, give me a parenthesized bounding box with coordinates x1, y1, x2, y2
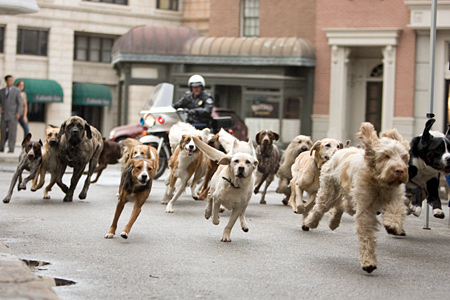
(173, 91, 214, 127)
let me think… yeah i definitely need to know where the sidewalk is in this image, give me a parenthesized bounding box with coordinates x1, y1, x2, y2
(0, 144, 22, 164)
(0, 242, 60, 300)
(0, 145, 61, 299)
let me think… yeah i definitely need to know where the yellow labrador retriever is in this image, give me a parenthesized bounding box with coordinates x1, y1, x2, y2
(192, 136, 258, 242)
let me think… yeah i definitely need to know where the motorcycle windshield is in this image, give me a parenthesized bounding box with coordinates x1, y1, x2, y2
(141, 83, 175, 110)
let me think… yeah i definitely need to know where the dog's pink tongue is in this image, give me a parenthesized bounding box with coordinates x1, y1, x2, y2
(186, 149, 194, 156)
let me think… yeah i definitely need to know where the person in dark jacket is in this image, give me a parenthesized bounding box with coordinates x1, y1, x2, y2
(173, 75, 214, 128)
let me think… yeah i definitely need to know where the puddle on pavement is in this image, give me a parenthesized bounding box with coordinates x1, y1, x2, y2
(21, 258, 77, 287)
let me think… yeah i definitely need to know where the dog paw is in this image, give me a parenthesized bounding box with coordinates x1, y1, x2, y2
(219, 206, 225, 213)
(165, 204, 174, 213)
(362, 265, 377, 274)
(43, 195, 50, 199)
(120, 232, 128, 239)
(242, 227, 249, 233)
(63, 196, 73, 202)
(254, 187, 259, 194)
(432, 209, 445, 219)
(411, 206, 422, 217)
(221, 237, 231, 242)
(212, 218, 220, 225)
(30, 188, 37, 192)
(301, 225, 310, 231)
(104, 233, 114, 239)
(3, 197, 10, 204)
(79, 192, 87, 200)
(18, 184, 26, 191)
(281, 198, 288, 205)
(384, 225, 406, 236)
(260, 199, 266, 204)
(205, 209, 211, 219)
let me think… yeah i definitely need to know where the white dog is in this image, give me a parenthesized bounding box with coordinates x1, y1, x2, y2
(192, 136, 258, 242)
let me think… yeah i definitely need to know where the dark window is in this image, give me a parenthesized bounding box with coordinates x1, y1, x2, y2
(0, 26, 4, 53)
(84, 0, 127, 5)
(242, 0, 259, 37)
(28, 103, 46, 122)
(17, 28, 48, 56)
(74, 34, 114, 63)
(157, 0, 178, 11)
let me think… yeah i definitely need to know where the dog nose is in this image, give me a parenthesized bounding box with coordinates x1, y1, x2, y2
(301, 146, 308, 151)
(238, 166, 244, 173)
(189, 145, 194, 150)
(394, 168, 404, 176)
(141, 174, 147, 181)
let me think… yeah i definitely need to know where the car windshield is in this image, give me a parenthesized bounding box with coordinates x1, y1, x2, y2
(141, 83, 174, 110)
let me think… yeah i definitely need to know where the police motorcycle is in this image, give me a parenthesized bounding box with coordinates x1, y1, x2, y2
(139, 82, 233, 179)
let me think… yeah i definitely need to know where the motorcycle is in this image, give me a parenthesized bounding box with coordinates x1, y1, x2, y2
(139, 82, 233, 179)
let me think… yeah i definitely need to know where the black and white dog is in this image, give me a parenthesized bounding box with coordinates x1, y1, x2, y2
(406, 118, 450, 219)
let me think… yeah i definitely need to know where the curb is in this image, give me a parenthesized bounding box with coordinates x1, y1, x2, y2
(0, 242, 60, 300)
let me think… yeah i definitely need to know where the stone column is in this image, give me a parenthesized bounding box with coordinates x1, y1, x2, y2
(381, 45, 396, 132)
(327, 45, 351, 140)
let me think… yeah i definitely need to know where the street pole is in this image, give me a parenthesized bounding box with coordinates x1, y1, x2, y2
(424, 0, 438, 230)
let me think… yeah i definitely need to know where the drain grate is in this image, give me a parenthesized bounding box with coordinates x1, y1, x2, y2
(21, 259, 77, 287)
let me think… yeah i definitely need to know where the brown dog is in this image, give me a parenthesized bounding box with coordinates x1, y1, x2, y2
(105, 157, 158, 239)
(31, 126, 60, 199)
(55, 116, 103, 202)
(197, 132, 225, 200)
(90, 138, 122, 183)
(254, 130, 280, 204)
(3, 133, 43, 203)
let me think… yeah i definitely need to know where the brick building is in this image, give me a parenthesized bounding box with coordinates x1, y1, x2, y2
(2, 0, 450, 143)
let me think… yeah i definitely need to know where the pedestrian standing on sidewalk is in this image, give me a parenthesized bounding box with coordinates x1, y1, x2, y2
(0, 75, 23, 153)
(15, 80, 29, 139)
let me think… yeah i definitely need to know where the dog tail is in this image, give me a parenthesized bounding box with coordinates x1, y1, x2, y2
(192, 136, 226, 162)
(218, 128, 237, 154)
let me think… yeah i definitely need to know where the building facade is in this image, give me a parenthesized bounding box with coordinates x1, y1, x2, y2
(0, 0, 201, 141)
(2, 0, 449, 144)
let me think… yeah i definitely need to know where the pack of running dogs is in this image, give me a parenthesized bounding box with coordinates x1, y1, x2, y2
(3, 116, 450, 274)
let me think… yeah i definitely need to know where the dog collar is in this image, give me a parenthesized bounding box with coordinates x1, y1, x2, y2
(222, 177, 240, 189)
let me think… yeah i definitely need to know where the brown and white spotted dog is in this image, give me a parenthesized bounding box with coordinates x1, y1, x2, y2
(254, 130, 280, 204)
(162, 135, 205, 213)
(105, 157, 157, 239)
(3, 133, 43, 203)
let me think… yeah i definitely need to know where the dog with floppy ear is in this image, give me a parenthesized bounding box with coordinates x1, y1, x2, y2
(3, 133, 43, 203)
(254, 130, 280, 204)
(105, 157, 157, 239)
(288, 138, 343, 229)
(31, 125, 60, 199)
(276, 135, 313, 204)
(304, 123, 410, 273)
(55, 116, 103, 202)
(406, 118, 450, 219)
(193, 136, 258, 242)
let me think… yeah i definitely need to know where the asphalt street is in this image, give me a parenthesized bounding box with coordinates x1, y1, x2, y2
(0, 162, 450, 300)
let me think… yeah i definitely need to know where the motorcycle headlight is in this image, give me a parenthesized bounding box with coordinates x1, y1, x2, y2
(143, 113, 155, 127)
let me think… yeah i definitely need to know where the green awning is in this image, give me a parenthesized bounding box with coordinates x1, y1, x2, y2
(15, 78, 63, 103)
(72, 83, 112, 107)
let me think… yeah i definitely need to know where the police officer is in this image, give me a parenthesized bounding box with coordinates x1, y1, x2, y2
(173, 75, 214, 128)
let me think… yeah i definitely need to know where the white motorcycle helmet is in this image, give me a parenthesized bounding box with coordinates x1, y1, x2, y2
(188, 74, 205, 89)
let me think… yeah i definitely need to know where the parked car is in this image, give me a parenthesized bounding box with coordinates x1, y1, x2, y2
(108, 108, 248, 143)
(108, 123, 147, 142)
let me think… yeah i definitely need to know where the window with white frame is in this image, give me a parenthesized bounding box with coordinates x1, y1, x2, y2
(242, 0, 259, 37)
